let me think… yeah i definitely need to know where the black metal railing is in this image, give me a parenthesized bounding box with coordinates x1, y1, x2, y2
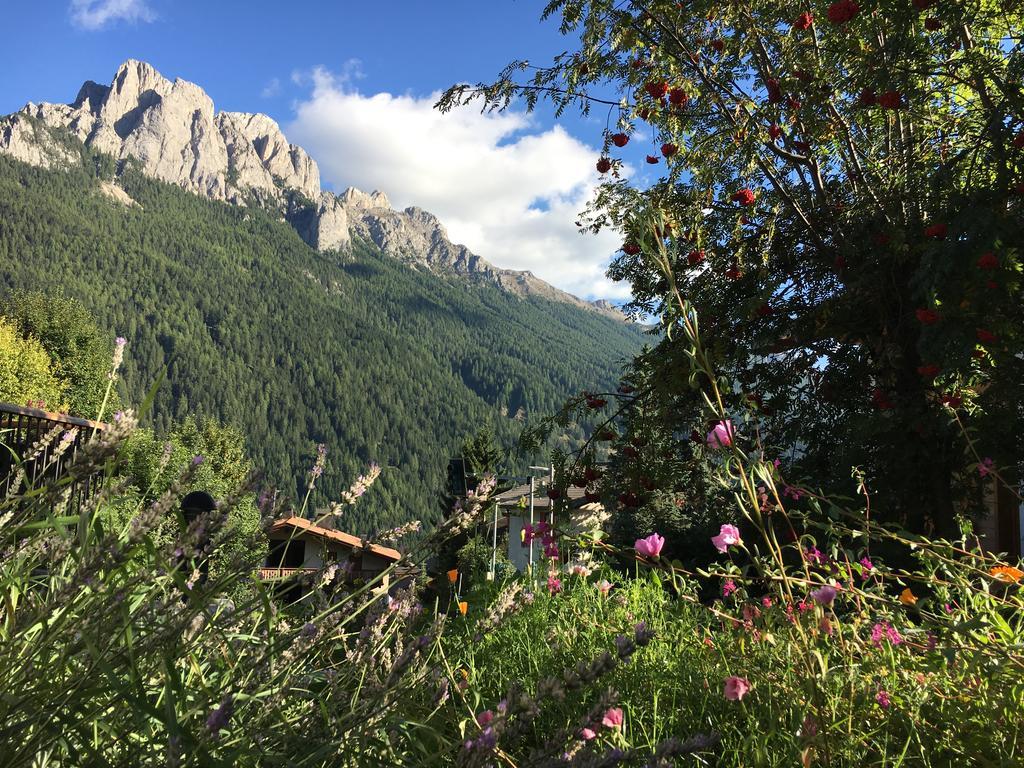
(0, 402, 108, 512)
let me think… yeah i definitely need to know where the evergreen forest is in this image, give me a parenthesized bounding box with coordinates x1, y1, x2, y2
(0, 152, 645, 532)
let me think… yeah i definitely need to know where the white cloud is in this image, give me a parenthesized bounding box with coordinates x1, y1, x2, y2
(69, 0, 156, 29)
(261, 78, 281, 99)
(285, 66, 631, 301)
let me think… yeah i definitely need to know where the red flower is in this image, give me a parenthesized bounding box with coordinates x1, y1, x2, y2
(731, 188, 756, 205)
(547, 487, 562, 500)
(768, 123, 783, 140)
(584, 491, 601, 503)
(596, 428, 616, 441)
(976, 328, 997, 344)
(827, 0, 860, 24)
(924, 222, 948, 239)
(687, 249, 706, 266)
(645, 80, 669, 100)
(793, 11, 814, 29)
(669, 87, 689, 106)
(756, 303, 773, 317)
(586, 396, 607, 409)
(622, 445, 639, 459)
(611, 132, 629, 147)
(924, 17, 941, 31)
(661, 142, 679, 157)
(916, 308, 940, 325)
(917, 364, 941, 378)
(646, 155, 660, 164)
(766, 78, 782, 103)
(711, 39, 725, 52)
(596, 157, 612, 173)
(725, 262, 742, 280)
(986, 279, 998, 290)
(859, 88, 877, 107)
(977, 251, 998, 270)
(786, 95, 802, 112)
(637, 108, 651, 121)
(794, 140, 810, 153)
(617, 383, 635, 395)
(622, 242, 641, 256)
(1013, 131, 1024, 148)
(878, 90, 903, 109)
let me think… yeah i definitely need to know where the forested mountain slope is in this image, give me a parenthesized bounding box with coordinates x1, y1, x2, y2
(0, 154, 644, 531)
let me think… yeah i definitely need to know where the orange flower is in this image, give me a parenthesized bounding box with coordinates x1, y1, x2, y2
(899, 588, 918, 606)
(458, 601, 468, 616)
(447, 568, 458, 585)
(990, 565, 1024, 584)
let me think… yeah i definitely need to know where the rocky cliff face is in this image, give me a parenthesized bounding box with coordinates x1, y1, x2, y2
(3, 60, 319, 204)
(0, 59, 622, 320)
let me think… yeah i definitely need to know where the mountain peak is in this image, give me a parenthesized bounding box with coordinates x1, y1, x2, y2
(0, 59, 626, 321)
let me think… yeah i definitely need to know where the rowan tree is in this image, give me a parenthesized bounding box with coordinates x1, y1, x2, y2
(440, 0, 1024, 537)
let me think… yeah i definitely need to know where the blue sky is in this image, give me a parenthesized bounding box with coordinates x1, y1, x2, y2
(2, 1, 645, 300)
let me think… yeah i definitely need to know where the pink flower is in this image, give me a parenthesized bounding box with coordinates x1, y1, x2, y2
(706, 420, 735, 448)
(581, 727, 597, 741)
(722, 578, 738, 597)
(724, 676, 752, 701)
(810, 585, 837, 606)
(978, 457, 994, 477)
(875, 689, 891, 709)
(601, 707, 624, 729)
(870, 621, 903, 647)
(477, 710, 494, 726)
(597, 579, 613, 597)
(635, 533, 665, 558)
(761, 596, 773, 608)
(547, 576, 562, 595)
(711, 523, 742, 553)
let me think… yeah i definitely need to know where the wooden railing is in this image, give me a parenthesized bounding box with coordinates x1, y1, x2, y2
(257, 566, 391, 583)
(0, 402, 108, 509)
(257, 567, 318, 580)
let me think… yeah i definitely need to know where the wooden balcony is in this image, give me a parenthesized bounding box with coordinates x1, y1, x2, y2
(0, 401, 108, 508)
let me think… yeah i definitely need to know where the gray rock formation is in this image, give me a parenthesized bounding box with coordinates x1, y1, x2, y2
(2, 60, 318, 204)
(0, 59, 623, 320)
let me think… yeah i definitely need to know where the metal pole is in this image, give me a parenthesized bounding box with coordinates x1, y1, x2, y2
(528, 476, 535, 572)
(489, 502, 498, 580)
(549, 465, 556, 532)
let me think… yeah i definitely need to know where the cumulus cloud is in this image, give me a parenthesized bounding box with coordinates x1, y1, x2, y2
(285, 66, 630, 301)
(69, 0, 156, 29)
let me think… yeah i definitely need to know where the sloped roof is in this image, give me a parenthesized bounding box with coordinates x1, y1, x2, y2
(268, 516, 402, 562)
(494, 483, 590, 510)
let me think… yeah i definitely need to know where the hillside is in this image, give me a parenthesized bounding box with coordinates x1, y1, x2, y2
(0, 151, 644, 531)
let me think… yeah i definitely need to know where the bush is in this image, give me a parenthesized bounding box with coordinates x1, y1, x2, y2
(0, 316, 67, 409)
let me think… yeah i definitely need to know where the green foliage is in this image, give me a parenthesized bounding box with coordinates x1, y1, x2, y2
(0, 151, 643, 535)
(447, 537, 1024, 766)
(1, 290, 117, 419)
(0, 415, 459, 767)
(460, 427, 505, 476)
(443, 0, 1024, 536)
(115, 417, 265, 597)
(0, 316, 67, 409)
